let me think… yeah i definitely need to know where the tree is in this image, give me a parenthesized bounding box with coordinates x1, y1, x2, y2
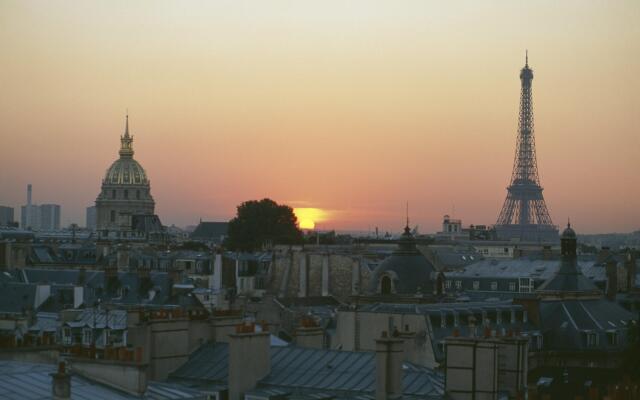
(224, 198, 303, 251)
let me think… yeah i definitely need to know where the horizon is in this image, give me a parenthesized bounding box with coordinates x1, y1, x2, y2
(1, 1, 639, 234)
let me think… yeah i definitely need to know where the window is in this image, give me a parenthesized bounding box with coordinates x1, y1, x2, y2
(124, 189, 128, 199)
(509, 282, 516, 292)
(110, 210, 116, 222)
(607, 331, 618, 346)
(454, 312, 460, 327)
(585, 332, 599, 347)
(63, 327, 72, 346)
(504, 247, 509, 253)
(83, 328, 92, 345)
(455, 280, 462, 289)
(136, 190, 140, 200)
(445, 280, 452, 289)
(491, 282, 498, 291)
(473, 281, 480, 290)
(381, 276, 392, 295)
(532, 334, 543, 350)
(519, 278, 533, 293)
(112, 189, 116, 199)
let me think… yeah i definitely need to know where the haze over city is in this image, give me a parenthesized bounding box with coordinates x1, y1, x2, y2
(1, 1, 638, 233)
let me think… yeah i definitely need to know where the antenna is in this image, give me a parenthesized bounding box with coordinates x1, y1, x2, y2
(525, 50, 528, 67)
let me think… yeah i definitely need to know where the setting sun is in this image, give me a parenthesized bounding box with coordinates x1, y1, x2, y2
(294, 208, 328, 230)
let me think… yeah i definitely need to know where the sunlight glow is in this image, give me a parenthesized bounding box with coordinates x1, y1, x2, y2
(294, 208, 328, 230)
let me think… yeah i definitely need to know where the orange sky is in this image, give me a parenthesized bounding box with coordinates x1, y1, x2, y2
(0, 1, 638, 233)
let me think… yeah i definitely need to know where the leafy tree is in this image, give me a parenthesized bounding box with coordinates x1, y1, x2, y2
(224, 199, 303, 251)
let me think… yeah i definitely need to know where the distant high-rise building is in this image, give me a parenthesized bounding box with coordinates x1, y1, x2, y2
(0, 206, 14, 226)
(40, 204, 61, 230)
(21, 184, 39, 229)
(86, 206, 97, 231)
(19, 184, 61, 231)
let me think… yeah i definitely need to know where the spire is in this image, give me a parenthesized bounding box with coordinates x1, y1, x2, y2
(525, 49, 528, 67)
(567, 217, 571, 229)
(405, 201, 409, 229)
(119, 113, 134, 158)
(124, 111, 130, 138)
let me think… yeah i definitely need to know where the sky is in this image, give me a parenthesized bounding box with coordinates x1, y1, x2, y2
(0, 1, 638, 234)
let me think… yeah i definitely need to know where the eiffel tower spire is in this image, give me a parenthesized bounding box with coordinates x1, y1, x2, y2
(495, 55, 558, 242)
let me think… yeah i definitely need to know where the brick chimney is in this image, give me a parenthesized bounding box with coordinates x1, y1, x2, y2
(51, 361, 71, 399)
(375, 331, 404, 400)
(228, 324, 271, 400)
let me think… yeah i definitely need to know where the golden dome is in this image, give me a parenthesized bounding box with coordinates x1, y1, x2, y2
(104, 158, 149, 185)
(102, 115, 150, 186)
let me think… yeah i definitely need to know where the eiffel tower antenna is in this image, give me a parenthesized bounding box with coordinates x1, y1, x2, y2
(495, 54, 558, 242)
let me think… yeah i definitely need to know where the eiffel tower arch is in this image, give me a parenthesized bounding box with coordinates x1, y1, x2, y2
(495, 54, 559, 243)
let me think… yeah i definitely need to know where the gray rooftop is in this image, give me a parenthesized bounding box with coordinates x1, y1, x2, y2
(170, 343, 444, 398)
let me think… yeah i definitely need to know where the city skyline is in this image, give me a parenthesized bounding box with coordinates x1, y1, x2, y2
(1, 1, 639, 233)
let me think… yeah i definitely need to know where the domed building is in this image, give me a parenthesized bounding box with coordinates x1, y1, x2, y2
(368, 225, 442, 296)
(95, 116, 162, 242)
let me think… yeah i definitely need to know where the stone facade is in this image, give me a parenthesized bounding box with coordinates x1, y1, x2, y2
(268, 249, 372, 301)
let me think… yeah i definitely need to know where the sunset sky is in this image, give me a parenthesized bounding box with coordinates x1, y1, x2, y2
(0, 1, 638, 234)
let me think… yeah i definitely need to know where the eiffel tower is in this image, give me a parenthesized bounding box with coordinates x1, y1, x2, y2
(495, 53, 558, 242)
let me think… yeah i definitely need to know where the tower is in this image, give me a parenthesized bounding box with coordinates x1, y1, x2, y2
(495, 54, 558, 242)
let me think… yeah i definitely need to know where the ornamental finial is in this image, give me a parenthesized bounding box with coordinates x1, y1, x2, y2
(525, 50, 528, 67)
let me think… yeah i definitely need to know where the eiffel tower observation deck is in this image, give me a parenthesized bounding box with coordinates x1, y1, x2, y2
(495, 53, 559, 243)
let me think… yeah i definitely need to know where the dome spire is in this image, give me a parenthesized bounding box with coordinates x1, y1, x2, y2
(119, 113, 134, 158)
(525, 49, 528, 67)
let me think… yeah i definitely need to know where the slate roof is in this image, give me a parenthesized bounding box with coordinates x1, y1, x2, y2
(539, 298, 636, 352)
(0, 281, 36, 314)
(537, 257, 601, 294)
(446, 259, 600, 282)
(191, 222, 228, 242)
(0, 360, 210, 400)
(170, 343, 445, 398)
(0, 361, 135, 400)
(368, 227, 437, 295)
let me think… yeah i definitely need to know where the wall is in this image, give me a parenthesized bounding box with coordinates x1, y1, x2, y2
(70, 358, 148, 396)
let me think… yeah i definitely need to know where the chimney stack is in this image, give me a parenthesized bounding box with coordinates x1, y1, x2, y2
(51, 361, 71, 399)
(626, 251, 637, 291)
(375, 331, 404, 400)
(445, 337, 499, 400)
(228, 324, 271, 400)
(606, 260, 618, 301)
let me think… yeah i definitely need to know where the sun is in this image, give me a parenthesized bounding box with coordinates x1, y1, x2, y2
(294, 208, 327, 230)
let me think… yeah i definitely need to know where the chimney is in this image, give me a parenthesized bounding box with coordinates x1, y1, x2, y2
(445, 337, 499, 400)
(212, 251, 222, 291)
(606, 260, 618, 301)
(626, 251, 637, 291)
(27, 184, 32, 206)
(375, 331, 404, 400)
(321, 254, 330, 296)
(228, 324, 271, 400)
(295, 317, 324, 349)
(51, 361, 71, 399)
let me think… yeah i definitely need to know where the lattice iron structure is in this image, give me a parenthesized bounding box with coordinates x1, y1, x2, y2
(495, 54, 558, 242)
